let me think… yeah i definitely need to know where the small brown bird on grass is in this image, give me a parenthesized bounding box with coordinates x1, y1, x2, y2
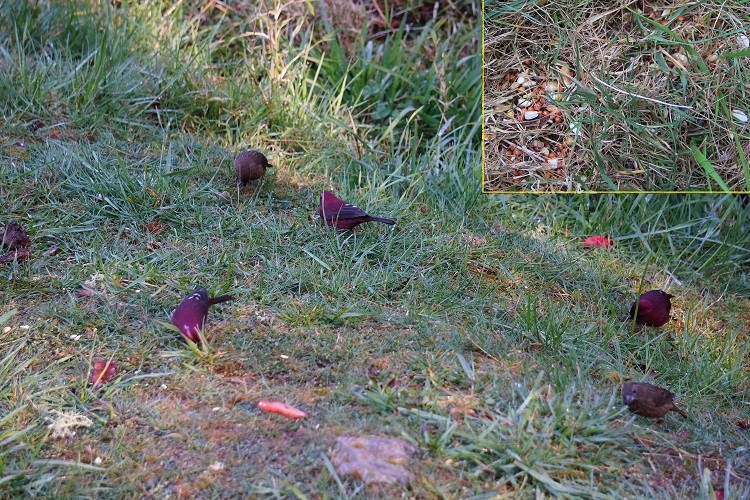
(629, 289, 673, 327)
(171, 287, 235, 344)
(622, 381, 687, 419)
(234, 150, 272, 186)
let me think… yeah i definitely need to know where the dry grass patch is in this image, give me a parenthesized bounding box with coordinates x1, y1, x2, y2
(484, 0, 750, 192)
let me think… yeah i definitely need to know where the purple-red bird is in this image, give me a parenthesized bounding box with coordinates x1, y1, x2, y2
(622, 381, 687, 419)
(319, 191, 395, 231)
(170, 287, 234, 343)
(629, 289, 673, 327)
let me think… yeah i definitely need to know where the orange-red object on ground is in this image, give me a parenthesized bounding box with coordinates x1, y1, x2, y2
(91, 359, 117, 389)
(258, 400, 307, 419)
(582, 235, 613, 248)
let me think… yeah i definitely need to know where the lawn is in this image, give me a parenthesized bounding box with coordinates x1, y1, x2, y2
(2, 1, 750, 498)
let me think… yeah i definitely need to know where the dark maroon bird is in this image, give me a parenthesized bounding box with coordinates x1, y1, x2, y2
(622, 381, 687, 419)
(234, 150, 272, 186)
(1, 221, 31, 250)
(629, 289, 673, 327)
(319, 191, 395, 231)
(171, 287, 234, 343)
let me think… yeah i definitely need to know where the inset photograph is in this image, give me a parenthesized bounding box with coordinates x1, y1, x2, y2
(484, 0, 750, 193)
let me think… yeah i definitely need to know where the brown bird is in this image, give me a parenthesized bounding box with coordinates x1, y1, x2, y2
(629, 289, 673, 327)
(622, 381, 687, 419)
(170, 287, 235, 344)
(1, 221, 31, 250)
(234, 150, 272, 186)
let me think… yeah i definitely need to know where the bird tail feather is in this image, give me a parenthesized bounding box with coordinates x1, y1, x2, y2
(368, 216, 395, 225)
(208, 295, 235, 305)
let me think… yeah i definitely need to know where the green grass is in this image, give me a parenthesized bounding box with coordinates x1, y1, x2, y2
(1, 0, 750, 497)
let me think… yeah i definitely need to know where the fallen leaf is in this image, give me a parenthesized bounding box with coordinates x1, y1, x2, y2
(257, 400, 307, 419)
(331, 435, 417, 487)
(582, 235, 613, 248)
(91, 360, 117, 389)
(143, 221, 164, 234)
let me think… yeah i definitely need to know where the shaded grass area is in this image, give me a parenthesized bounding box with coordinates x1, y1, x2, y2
(2, 0, 750, 497)
(483, 0, 750, 192)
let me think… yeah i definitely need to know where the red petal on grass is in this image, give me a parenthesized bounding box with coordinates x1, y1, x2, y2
(258, 400, 307, 419)
(716, 488, 724, 500)
(91, 360, 117, 389)
(582, 235, 613, 248)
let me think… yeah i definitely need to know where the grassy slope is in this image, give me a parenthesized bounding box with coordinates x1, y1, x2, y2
(1, 1, 750, 498)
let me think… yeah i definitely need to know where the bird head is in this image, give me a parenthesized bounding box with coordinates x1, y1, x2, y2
(622, 383, 640, 404)
(190, 287, 209, 302)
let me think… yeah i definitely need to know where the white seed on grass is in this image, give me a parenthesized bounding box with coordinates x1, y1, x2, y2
(70, 334, 81, 340)
(732, 109, 748, 123)
(672, 53, 688, 63)
(738, 34, 750, 48)
(20, 325, 30, 330)
(160, 384, 167, 389)
(518, 98, 533, 107)
(516, 73, 528, 85)
(524, 110, 540, 120)
(548, 159, 559, 167)
(94, 457, 103, 465)
(569, 122, 583, 135)
(2, 327, 10, 333)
